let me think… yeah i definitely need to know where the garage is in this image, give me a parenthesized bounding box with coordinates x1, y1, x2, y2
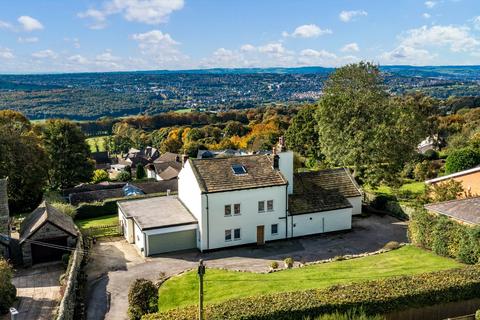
(31, 236, 69, 264)
(118, 196, 198, 256)
(147, 229, 197, 255)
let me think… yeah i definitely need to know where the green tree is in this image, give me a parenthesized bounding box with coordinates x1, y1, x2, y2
(92, 169, 109, 184)
(424, 179, 464, 203)
(0, 110, 48, 212)
(445, 147, 480, 174)
(136, 164, 146, 180)
(43, 119, 94, 189)
(127, 278, 158, 320)
(285, 105, 322, 159)
(0, 259, 16, 314)
(315, 62, 430, 187)
(223, 121, 247, 137)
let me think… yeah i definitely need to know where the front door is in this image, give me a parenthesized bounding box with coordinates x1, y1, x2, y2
(256, 225, 265, 245)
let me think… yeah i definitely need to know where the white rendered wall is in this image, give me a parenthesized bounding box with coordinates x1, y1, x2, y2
(133, 221, 145, 255)
(118, 207, 134, 243)
(288, 207, 352, 238)
(204, 185, 287, 250)
(348, 196, 363, 215)
(278, 151, 294, 194)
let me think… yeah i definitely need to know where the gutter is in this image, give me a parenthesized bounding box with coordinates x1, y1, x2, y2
(205, 193, 210, 250)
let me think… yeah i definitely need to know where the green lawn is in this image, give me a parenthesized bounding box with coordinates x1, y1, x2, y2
(367, 180, 426, 197)
(75, 214, 118, 228)
(158, 246, 461, 311)
(174, 108, 193, 113)
(86, 135, 109, 153)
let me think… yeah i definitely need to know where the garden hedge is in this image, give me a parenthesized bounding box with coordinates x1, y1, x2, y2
(408, 208, 480, 264)
(142, 266, 480, 320)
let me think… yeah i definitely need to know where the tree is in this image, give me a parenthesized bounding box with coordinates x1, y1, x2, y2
(315, 62, 430, 187)
(0, 110, 48, 212)
(43, 119, 95, 189)
(0, 259, 16, 314)
(445, 147, 480, 174)
(224, 121, 247, 137)
(117, 170, 131, 182)
(127, 278, 158, 320)
(92, 169, 109, 184)
(285, 105, 322, 159)
(424, 180, 464, 203)
(136, 164, 146, 180)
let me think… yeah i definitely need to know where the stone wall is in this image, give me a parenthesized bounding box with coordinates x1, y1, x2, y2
(56, 231, 84, 320)
(0, 179, 9, 235)
(22, 222, 75, 266)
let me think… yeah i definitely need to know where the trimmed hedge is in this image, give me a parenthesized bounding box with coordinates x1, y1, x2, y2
(142, 266, 480, 320)
(409, 208, 480, 264)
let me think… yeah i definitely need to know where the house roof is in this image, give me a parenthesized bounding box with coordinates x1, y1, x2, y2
(424, 197, 480, 225)
(289, 169, 355, 215)
(189, 154, 287, 193)
(151, 161, 182, 174)
(20, 201, 78, 243)
(425, 166, 480, 184)
(158, 166, 180, 181)
(91, 151, 110, 164)
(155, 152, 180, 163)
(118, 196, 197, 230)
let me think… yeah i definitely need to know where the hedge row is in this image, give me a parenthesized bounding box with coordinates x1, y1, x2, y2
(409, 208, 480, 264)
(142, 266, 480, 320)
(75, 192, 172, 220)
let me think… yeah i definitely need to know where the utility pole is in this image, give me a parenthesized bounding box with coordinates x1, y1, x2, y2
(198, 259, 206, 320)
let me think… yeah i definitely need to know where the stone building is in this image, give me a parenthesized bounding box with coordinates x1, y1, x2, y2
(20, 201, 78, 266)
(0, 179, 10, 259)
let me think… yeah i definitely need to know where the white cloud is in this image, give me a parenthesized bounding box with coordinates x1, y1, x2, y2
(341, 42, 359, 52)
(400, 25, 479, 52)
(79, 0, 184, 27)
(95, 51, 120, 62)
(425, 1, 436, 8)
(258, 43, 285, 55)
(474, 16, 480, 30)
(240, 44, 256, 52)
(131, 30, 178, 47)
(0, 48, 14, 59)
(0, 20, 13, 30)
(18, 16, 44, 31)
(423, 13, 431, 19)
(298, 48, 358, 66)
(339, 10, 368, 22)
(284, 24, 332, 38)
(380, 45, 433, 65)
(18, 37, 39, 43)
(68, 54, 89, 65)
(32, 49, 57, 59)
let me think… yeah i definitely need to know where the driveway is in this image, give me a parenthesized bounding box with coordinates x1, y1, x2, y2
(86, 214, 407, 320)
(11, 263, 64, 320)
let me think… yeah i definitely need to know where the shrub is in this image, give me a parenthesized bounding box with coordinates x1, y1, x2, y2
(311, 309, 384, 320)
(370, 194, 395, 211)
(0, 259, 16, 314)
(136, 164, 146, 180)
(383, 241, 400, 250)
(117, 170, 132, 182)
(270, 261, 279, 270)
(92, 169, 109, 183)
(413, 161, 436, 181)
(128, 278, 158, 320)
(144, 266, 480, 320)
(445, 147, 480, 174)
(423, 179, 464, 203)
(284, 257, 294, 268)
(51, 202, 77, 218)
(423, 149, 439, 161)
(476, 309, 480, 320)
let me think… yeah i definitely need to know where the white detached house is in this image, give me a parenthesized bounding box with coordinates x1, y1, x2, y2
(118, 146, 362, 256)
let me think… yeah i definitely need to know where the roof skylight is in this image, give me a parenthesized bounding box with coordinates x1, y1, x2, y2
(231, 164, 247, 175)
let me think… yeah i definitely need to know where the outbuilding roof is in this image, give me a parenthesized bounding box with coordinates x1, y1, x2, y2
(189, 154, 287, 193)
(424, 197, 480, 225)
(118, 196, 197, 230)
(20, 201, 78, 243)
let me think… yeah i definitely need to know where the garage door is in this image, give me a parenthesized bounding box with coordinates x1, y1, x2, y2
(147, 229, 196, 255)
(31, 237, 68, 264)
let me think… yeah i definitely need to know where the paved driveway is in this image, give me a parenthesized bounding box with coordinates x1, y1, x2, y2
(12, 263, 63, 320)
(86, 214, 407, 320)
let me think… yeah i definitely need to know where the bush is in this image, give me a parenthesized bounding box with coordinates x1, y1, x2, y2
(370, 194, 395, 211)
(51, 202, 77, 218)
(76, 199, 119, 220)
(128, 278, 158, 320)
(136, 164, 146, 180)
(284, 257, 294, 268)
(476, 309, 480, 320)
(311, 309, 384, 320)
(445, 147, 480, 174)
(424, 179, 464, 203)
(92, 169, 109, 183)
(383, 241, 400, 250)
(144, 266, 480, 320)
(423, 149, 439, 160)
(117, 170, 132, 182)
(270, 261, 279, 270)
(0, 259, 16, 314)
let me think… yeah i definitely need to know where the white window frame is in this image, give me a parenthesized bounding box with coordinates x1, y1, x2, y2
(271, 223, 278, 235)
(258, 201, 265, 213)
(233, 228, 241, 240)
(234, 203, 241, 215)
(267, 200, 274, 212)
(224, 204, 232, 217)
(225, 229, 232, 242)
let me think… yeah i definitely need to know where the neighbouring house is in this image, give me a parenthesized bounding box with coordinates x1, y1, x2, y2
(417, 135, 440, 154)
(145, 161, 182, 181)
(19, 201, 78, 266)
(120, 146, 160, 168)
(197, 149, 248, 159)
(155, 152, 180, 163)
(0, 179, 10, 259)
(426, 166, 480, 197)
(91, 151, 111, 170)
(425, 197, 480, 225)
(118, 140, 362, 256)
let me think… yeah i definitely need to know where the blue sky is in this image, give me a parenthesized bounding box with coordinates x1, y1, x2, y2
(0, 0, 479, 73)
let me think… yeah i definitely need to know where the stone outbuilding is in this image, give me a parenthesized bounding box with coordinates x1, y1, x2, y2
(20, 201, 78, 266)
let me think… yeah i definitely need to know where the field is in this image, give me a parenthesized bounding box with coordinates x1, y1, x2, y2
(158, 246, 461, 311)
(86, 135, 108, 153)
(75, 214, 118, 228)
(174, 108, 193, 113)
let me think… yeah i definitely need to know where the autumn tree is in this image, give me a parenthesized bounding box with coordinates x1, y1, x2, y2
(43, 119, 94, 189)
(316, 62, 430, 187)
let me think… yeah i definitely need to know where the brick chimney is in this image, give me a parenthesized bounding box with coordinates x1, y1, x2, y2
(0, 179, 10, 236)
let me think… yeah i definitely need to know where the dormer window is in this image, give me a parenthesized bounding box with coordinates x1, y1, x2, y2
(231, 164, 247, 175)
